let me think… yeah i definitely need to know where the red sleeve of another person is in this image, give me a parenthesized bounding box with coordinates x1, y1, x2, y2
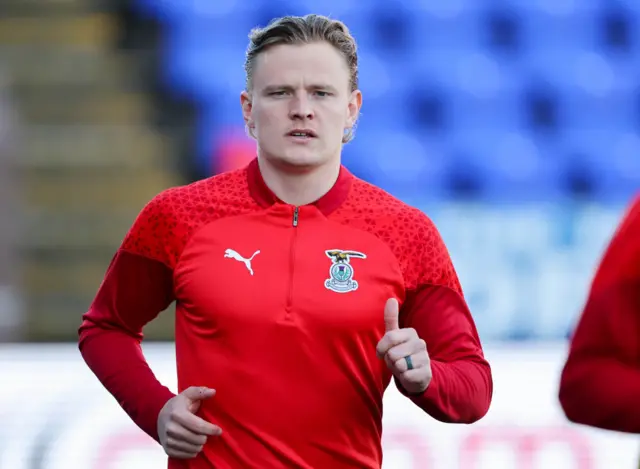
(78, 191, 181, 442)
(395, 212, 493, 424)
(559, 196, 640, 432)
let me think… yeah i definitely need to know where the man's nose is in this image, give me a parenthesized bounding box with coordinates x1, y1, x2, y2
(289, 95, 314, 120)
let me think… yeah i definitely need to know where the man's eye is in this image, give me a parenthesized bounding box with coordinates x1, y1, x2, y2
(270, 91, 287, 96)
(315, 91, 330, 97)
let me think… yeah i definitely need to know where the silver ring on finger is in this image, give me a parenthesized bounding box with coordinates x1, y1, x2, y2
(404, 355, 414, 370)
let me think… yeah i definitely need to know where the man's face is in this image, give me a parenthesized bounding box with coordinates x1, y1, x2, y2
(241, 41, 361, 171)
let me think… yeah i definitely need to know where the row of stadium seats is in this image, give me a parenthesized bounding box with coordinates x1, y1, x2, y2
(134, 0, 640, 201)
(158, 10, 638, 53)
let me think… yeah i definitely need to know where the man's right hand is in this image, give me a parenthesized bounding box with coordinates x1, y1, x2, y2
(157, 386, 223, 459)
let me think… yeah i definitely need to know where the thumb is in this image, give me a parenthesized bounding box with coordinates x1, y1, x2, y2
(182, 386, 216, 403)
(384, 298, 400, 332)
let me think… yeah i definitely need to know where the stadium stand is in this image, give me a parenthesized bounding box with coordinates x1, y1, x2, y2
(132, 0, 640, 204)
(0, 0, 186, 340)
(0, 0, 637, 342)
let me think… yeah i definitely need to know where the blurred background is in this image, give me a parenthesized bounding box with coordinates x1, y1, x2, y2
(0, 0, 639, 468)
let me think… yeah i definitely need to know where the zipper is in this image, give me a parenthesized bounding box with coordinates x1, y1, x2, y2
(286, 207, 299, 317)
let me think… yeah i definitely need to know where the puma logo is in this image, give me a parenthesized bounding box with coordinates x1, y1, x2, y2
(224, 248, 260, 276)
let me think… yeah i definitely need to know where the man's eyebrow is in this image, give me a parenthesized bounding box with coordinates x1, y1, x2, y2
(262, 85, 293, 93)
(261, 84, 339, 93)
(309, 84, 338, 93)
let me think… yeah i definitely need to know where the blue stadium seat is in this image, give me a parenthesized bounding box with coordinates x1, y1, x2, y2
(519, 7, 601, 50)
(165, 44, 245, 102)
(345, 126, 451, 202)
(449, 129, 567, 202)
(563, 88, 636, 131)
(293, 0, 358, 19)
(358, 55, 415, 129)
(135, 0, 252, 25)
(561, 129, 640, 202)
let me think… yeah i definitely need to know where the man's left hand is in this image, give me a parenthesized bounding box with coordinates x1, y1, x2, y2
(376, 298, 432, 395)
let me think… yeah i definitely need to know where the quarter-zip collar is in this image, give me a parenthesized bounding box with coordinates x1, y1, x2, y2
(246, 157, 352, 216)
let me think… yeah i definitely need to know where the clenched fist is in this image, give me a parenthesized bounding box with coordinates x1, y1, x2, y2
(157, 386, 223, 459)
(376, 298, 432, 394)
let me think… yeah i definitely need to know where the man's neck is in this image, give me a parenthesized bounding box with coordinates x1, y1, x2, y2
(257, 156, 341, 207)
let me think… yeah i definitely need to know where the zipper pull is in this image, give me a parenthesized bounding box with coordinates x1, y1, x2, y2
(293, 207, 299, 227)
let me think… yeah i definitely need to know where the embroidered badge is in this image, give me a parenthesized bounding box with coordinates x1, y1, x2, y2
(324, 249, 367, 293)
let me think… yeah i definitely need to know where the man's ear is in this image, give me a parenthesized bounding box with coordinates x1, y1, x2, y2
(346, 89, 362, 128)
(240, 90, 253, 126)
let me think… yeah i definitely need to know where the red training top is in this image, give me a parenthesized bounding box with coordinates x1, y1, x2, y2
(79, 158, 492, 469)
(559, 194, 640, 432)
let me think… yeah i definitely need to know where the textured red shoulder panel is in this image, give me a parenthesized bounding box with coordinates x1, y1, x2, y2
(330, 178, 461, 293)
(121, 168, 259, 268)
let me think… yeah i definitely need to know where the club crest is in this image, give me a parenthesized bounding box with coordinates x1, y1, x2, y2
(324, 249, 367, 293)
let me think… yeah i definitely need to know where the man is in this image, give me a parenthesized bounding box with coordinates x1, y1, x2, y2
(559, 195, 640, 433)
(79, 14, 492, 469)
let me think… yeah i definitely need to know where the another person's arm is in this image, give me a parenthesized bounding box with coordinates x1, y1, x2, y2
(559, 196, 640, 432)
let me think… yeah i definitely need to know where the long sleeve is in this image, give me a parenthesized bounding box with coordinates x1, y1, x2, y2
(78, 191, 183, 442)
(397, 284, 492, 423)
(558, 196, 640, 433)
(394, 212, 492, 423)
(79, 250, 176, 442)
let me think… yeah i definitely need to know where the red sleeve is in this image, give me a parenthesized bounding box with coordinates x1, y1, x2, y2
(78, 192, 182, 442)
(396, 213, 492, 424)
(559, 196, 640, 433)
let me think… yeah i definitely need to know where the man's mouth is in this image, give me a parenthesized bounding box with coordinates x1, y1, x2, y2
(287, 129, 317, 138)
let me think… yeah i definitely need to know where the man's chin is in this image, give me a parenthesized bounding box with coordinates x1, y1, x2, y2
(263, 152, 326, 172)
